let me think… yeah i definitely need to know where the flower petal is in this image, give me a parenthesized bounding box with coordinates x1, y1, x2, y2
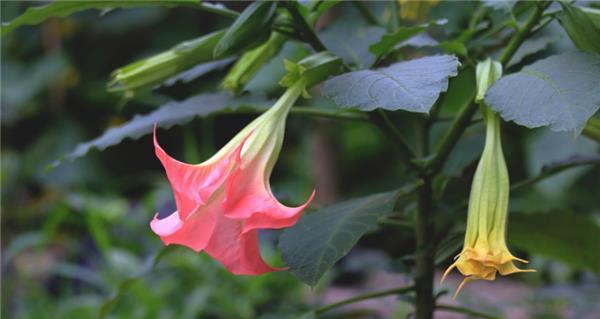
(222, 159, 314, 232)
(150, 207, 218, 252)
(204, 212, 279, 275)
(153, 125, 246, 219)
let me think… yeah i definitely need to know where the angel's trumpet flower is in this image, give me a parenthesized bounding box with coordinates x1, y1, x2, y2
(151, 79, 314, 275)
(442, 59, 534, 297)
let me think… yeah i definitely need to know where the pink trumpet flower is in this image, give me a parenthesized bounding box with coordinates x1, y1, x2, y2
(151, 80, 314, 275)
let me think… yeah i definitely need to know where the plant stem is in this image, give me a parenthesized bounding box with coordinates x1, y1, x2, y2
(437, 304, 499, 319)
(499, 1, 551, 65)
(353, 1, 378, 26)
(415, 175, 435, 319)
(282, 2, 327, 52)
(291, 107, 369, 121)
(511, 156, 600, 191)
(369, 110, 416, 167)
(315, 285, 415, 314)
(425, 1, 550, 176)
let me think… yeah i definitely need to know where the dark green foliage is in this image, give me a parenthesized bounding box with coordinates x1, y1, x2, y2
(557, 3, 600, 54)
(0, 0, 201, 36)
(279, 189, 405, 286)
(509, 211, 600, 274)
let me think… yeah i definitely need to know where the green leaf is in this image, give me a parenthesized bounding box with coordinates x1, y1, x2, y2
(279, 182, 421, 286)
(1, 0, 200, 36)
(504, 34, 561, 67)
(321, 55, 459, 113)
(485, 52, 600, 133)
(320, 20, 386, 68)
(279, 51, 343, 90)
(557, 3, 600, 54)
(51, 94, 271, 168)
(213, 1, 276, 58)
(482, 0, 516, 12)
(509, 211, 600, 274)
(368, 19, 447, 58)
(580, 6, 600, 30)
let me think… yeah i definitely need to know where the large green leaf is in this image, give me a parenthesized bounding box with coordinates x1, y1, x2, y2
(51, 94, 271, 168)
(279, 182, 421, 286)
(485, 52, 600, 133)
(319, 20, 386, 69)
(557, 3, 600, 54)
(1, 0, 200, 36)
(509, 212, 600, 274)
(368, 19, 446, 58)
(321, 55, 459, 113)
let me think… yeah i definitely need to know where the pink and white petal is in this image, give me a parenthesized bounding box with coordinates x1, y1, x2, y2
(150, 211, 184, 237)
(150, 207, 218, 252)
(240, 189, 315, 233)
(153, 126, 245, 219)
(204, 214, 278, 275)
(222, 159, 314, 230)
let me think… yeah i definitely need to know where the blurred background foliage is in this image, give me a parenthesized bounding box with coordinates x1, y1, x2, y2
(1, 1, 599, 319)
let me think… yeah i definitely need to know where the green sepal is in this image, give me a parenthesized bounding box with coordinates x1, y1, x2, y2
(279, 51, 343, 94)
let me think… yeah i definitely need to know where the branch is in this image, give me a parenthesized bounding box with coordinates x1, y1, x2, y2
(437, 304, 499, 319)
(291, 107, 369, 121)
(281, 2, 327, 52)
(511, 156, 600, 191)
(369, 110, 417, 167)
(315, 285, 415, 314)
(353, 1, 378, 26)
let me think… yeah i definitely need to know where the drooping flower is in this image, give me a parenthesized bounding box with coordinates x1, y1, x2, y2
(151, 79, 314, 275)
(441, 60, 534, 296)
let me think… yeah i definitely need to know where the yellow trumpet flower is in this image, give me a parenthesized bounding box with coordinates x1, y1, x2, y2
(442, 60, 535, 297)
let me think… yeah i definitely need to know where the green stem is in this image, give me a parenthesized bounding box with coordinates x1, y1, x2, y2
(426, 1, 550, 176)
(415, 175, 435, 319)
(290, 107, 369, 121)
(231, 107, 368, 121)
(499, 1, 551, 65)
(437, 304, 499, 319)
(315, 285, 415, 314)
(369, 110, 416, 167)
(353, 1, 378, 25)
(282, 2, 327, 52)
(511, 157, 600, 191)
